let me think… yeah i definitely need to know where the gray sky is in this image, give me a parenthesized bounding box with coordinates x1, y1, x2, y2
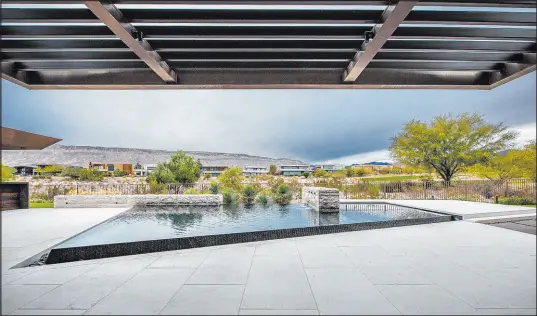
(2, 72, 536, 164)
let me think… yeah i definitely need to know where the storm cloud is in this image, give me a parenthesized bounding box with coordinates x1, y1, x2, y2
(2, 72, 535, 164)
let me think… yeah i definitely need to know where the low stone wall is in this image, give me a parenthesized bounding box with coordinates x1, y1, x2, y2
(302, 187, 340, 212)
(54, 194, 223, 208)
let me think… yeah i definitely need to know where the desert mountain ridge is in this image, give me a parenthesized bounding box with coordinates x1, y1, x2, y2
(1, 143, 306, 168)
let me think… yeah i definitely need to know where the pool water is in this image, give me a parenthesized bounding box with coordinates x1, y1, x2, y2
(55, 203, 443, 249)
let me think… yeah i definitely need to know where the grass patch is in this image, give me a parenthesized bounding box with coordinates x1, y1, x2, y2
(30, 201, 54, 208)
(361, 175, 423, 182)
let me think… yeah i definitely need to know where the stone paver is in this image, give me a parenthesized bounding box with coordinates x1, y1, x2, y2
(2, 206, 536, 315)
(160, 285, 244, 315)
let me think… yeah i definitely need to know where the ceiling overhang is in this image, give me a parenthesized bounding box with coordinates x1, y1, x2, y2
(1, 0, 535, 90)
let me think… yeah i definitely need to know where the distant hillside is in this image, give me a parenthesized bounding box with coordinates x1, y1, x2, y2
(1, 144, 305, 168)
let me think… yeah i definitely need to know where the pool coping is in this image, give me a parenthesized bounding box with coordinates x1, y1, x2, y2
(44, 204, 458, 264)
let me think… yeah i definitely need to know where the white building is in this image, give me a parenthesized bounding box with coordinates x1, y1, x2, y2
(319, 164, 346, 172)
(243, 166, 268, 177)
(280, 164, 310, 176)
(134, 164, 157, 176)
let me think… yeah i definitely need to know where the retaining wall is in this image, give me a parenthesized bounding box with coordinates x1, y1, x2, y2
(54, 194, 223, 208)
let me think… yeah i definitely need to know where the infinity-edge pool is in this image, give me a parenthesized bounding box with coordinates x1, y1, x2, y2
(54, 203, 444, 249)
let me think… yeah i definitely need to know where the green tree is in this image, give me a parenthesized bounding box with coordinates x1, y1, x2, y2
(218, 166, 244, 191)
(61, 166, 82, 179)
(312, 169, 328, 178)
(113, 169, 128, 177)
(209, 181, 220, 194)
(79, 168, 104, 181)
(268, 164, 278, 175)
(302, 171, 310, 178)
(36, 164, 63, 175)
(467, 140, 537, 181)
(149, 151, 202, 184)
(1, 164, 15, 182)
(390, 113, 518, 183)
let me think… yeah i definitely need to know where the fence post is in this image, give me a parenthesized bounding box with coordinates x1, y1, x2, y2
(76, 184, 79, 195)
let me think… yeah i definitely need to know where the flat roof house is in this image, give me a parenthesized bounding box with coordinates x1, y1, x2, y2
(88, 162, 134, 175)
(12, 165, 37, 176)
(243, 166, 268, 177)
(134, 164, 157, 176)
(280, 165, 310, 176)
(201, 166, 228, 178)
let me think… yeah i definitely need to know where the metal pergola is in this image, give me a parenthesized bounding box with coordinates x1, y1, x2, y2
(1, 0, 536, 89)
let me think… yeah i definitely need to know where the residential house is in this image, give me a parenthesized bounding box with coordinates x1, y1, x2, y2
(13, 165, 36, 176)
(88, 162, 134, 175)
(201, 165, 228, 177)
(243, 166, 268, 177)
(279, 164, 310, 176)
(134, 164, 157, 176)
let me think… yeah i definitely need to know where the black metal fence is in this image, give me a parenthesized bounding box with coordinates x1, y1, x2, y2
(30, 183, 207, 201)
(339, 178, 536, 203)
(29, 179, 536, 204)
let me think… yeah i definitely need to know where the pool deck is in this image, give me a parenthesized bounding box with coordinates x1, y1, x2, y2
(2, 202, 536, 315)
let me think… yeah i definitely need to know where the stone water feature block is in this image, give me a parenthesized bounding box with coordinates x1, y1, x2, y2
(302, 187, 340, 212)
(54, 194, 223, 208)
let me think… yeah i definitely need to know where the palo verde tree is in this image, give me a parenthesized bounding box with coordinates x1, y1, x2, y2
(149, 151, 202, 184)
(466, 140, 537, 181)
(390, 113, 518, 183)
(1, 164, 15, 182)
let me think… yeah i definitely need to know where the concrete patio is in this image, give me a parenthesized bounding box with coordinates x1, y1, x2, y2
(2, 203, 536, 315)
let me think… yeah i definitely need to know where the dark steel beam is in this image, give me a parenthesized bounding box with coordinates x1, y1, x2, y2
(343, 0, 416, 82)
(367, 60, 500, 71)
(1, 51, 140, 60)
(5, 8, 534, 27)
(403, 10, 536, 27)
(0, 39, 129, 51)
(84, 0, 177, 83)
(374, 51, 525, 62)
(1, 0, 535, 7)
(382, 40, 536, 52)
(490, 53, 537, 88)
(16, 68, 491, 89)
(392, 26, 536, 41)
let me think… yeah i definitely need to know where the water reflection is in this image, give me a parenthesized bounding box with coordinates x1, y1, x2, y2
(56, 203, 441, 248)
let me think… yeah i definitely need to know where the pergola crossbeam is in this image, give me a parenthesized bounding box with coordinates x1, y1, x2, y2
(342, 0, 417, 83)
(84, 0, 177, 83)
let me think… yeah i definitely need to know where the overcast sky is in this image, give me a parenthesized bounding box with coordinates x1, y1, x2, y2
(2, 72, 536, 164)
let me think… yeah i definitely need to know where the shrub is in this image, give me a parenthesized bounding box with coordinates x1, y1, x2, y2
(222, 188, 239, 205)
(498, 197, 536, 206)
(218, 167, 244, 191)
(79, 168, 104, 181)
(312, 169, 328, 178)
(367, 185, 380, 199)
(273, 184, 293, 205)
(61, 166, 82, 179)
(302, 171, 310, 178)
(255, 190, 270, 205)
(148, 178, 167, 194)
(209, 181, 220, 194)
(242, 185, 256, 205)
(112, 169, 128, 177)
(184, 188, 200, 194)
(204, 173, 211, 180)
(268, 176, 285, 194)
(35, 164, 63, 175)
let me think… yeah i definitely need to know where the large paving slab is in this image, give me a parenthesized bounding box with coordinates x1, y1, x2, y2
(379, 200, 535, 219)
(2, 206, 536, 315)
